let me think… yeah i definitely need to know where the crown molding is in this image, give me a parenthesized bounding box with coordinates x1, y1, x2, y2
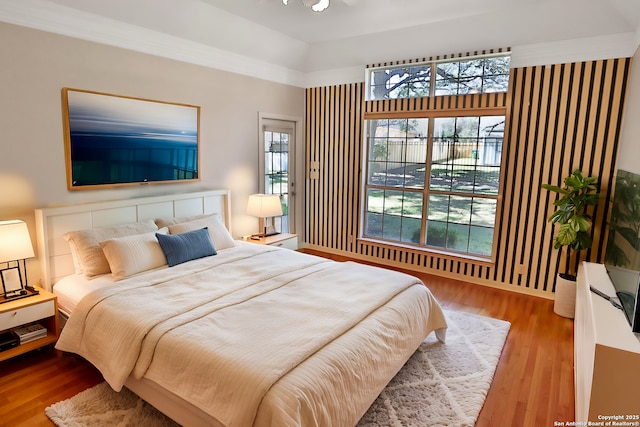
(0, 0, 307, 87)
(510, 32, 639, 68)
(1, 0, 638, 89)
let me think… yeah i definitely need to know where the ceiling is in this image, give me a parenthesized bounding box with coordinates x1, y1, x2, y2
(1, 0, 640, 87)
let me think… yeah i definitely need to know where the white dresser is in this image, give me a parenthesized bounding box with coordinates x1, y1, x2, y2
(575, 262, 640, 422)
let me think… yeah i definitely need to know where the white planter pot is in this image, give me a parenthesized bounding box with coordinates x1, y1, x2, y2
(554, 274, 577, 319)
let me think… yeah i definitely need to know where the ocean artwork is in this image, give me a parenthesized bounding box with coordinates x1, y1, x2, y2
(63, 88, 200, 189)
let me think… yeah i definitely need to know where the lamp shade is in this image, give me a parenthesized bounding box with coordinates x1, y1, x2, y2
(0, 220, 35, 263)
(246, 194, 283, 218)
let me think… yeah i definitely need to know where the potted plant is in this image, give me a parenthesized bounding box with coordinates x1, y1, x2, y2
(542, 169, 600, 318)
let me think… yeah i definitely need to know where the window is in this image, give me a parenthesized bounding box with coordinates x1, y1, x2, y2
(435, 56, 510, 96)
(369, 65, 431, 100)
(367, 55, 510, 100)
(362, 54, 510, 259)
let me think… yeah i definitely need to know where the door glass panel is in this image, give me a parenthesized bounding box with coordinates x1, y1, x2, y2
(264, 129, 289, 233)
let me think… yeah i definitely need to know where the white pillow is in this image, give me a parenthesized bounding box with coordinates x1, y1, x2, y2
(99, 228, 168, 281)
(66, 239, 83, 275)
(167, 214, 236, 250)
(154, 213, 211, 229)
(64, 220, 158, 277)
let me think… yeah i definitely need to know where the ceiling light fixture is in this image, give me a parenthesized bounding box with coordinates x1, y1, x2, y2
(282, 0, 330, 12)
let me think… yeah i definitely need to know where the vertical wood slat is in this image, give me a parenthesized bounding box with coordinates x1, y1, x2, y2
(350, 84, 364, 253)
(325, 86, 333, 248)
(533, 65, 561, 292)
(306, 58, 630, 298)
(336, 85, 345, 251)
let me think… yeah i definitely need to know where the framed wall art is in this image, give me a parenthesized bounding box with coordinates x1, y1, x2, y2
(62, 88, 200, 190)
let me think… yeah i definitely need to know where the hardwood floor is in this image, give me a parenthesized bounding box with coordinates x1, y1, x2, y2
(0, 250, 575, 427)
(0, 348, 102, 426)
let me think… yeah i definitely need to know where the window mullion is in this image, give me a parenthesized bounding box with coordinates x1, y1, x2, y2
(421, 117, 435, 245)
(430, 63, 436, 98)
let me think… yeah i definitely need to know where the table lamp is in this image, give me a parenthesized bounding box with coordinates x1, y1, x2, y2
(0, 220, 35, 298)
(246, 194, 283, 237)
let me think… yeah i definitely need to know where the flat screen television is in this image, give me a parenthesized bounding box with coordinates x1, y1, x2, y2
(605, 169, 640, 334)
(604, 265, 640, 333)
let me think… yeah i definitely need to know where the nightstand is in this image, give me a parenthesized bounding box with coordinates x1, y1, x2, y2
(243, 233, 298, 250)
(0, 286, 59, 362)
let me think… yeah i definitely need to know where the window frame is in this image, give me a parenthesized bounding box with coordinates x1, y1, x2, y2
(361, 53, 511, 263)
(365, 53, 511, 101)
(361, 109, 506, 262)
(258, 113, 303, 236)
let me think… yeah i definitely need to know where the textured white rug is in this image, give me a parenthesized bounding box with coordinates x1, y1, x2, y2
(46, 310, 509, 427)
(357, 309, 510, 427)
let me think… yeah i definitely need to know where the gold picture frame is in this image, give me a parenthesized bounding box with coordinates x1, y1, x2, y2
(62, 88, 201, 190)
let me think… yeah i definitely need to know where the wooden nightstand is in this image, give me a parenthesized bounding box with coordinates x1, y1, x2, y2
(243, 233, 298, 250)
(0, 286, 59, 362)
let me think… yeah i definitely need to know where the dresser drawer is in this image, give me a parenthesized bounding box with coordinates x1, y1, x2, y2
(0, 300, 55, 330)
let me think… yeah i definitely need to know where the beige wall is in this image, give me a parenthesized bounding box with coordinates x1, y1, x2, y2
(0, 23, 304, 281)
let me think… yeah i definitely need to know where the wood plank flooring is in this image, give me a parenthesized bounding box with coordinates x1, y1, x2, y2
(0, 250, 575, 426)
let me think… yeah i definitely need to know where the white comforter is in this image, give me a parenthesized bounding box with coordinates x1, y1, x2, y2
(57, 244, 447, 427)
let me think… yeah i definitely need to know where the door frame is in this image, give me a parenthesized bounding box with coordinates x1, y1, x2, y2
(258, 112, 304, 236)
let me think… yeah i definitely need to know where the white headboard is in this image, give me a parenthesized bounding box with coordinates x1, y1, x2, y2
(35, 189, 231, 291)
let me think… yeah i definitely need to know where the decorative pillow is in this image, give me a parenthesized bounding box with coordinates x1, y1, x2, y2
(99, 228, 169, 281)
(67, 239, 83, 274)
(64, 220, 158, 277)
(156, 227, 216, 267)
(167, 214, 236, 250)
(154, 213, 212, 229)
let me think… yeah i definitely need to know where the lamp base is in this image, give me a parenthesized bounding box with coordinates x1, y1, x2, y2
(0, 286, 39, 305)
(263, 224, 280, 237)
(250, 229, 281, 239)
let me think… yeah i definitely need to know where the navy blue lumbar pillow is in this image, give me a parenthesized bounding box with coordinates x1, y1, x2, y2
(156, 227, 217, 267)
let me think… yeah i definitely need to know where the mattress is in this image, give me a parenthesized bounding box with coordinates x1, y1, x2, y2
(54, 273, 115, 315)
(55, 243, 447, 426)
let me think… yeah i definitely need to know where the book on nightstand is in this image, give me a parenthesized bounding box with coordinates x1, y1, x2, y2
(12, 324, 47, 344)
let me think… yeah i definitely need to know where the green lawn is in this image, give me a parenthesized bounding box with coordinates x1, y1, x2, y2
(365, 162, 498, 256)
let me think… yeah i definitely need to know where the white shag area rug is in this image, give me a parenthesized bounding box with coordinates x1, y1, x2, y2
(46, 310, 509, 427)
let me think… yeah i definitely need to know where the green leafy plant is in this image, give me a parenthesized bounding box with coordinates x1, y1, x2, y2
(605, 170, 640, 269)
(542, 169, 600, 278)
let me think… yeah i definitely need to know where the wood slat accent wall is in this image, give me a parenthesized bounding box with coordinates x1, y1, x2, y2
(305, 58, 631, 298)
(306, 84, 364, 254)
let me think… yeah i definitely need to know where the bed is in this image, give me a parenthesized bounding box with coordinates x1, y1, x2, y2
(35, 190, 447, 427)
